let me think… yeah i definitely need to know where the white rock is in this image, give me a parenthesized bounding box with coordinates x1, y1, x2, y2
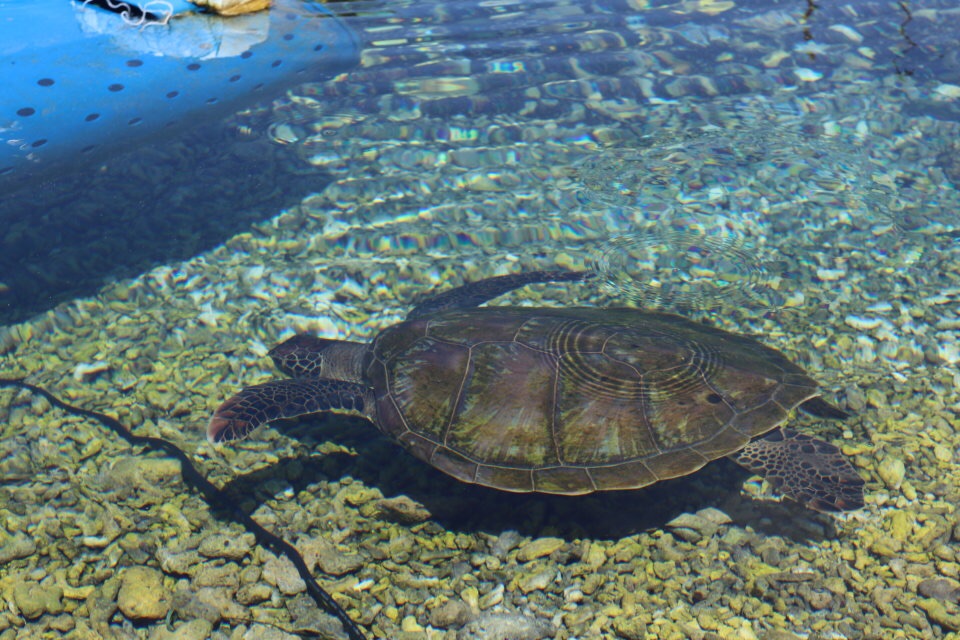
(72, 361, 110, 382)
(844, 314, 882, 331)
(816, 268, 846, 281)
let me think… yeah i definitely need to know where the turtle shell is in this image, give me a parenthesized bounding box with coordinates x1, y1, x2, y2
(367, 307, 822, 495)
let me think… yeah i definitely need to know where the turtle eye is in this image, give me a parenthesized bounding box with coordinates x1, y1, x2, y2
(706, 393, 724, 404)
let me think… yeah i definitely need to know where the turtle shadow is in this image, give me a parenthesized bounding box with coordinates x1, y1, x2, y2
(220, 414, 841, 544)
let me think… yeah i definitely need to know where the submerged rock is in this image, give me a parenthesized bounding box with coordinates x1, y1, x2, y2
(117, 567, 170, 621)
(456, 612, 554, 640)
(12, 582, 64, 620)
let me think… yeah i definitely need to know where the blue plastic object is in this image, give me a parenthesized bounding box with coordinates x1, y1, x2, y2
(0, 0, 359, 181)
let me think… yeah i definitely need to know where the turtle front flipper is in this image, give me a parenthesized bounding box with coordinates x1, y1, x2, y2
(208, 379, 369, 443)
(731, 428, 864, 512)
(407, 269, 592, 319)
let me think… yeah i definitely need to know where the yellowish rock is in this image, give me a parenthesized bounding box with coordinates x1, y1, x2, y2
(935, 84, 960, 100)
(888, 511, 913, 543)
(516, 537, 565, 562)
(697, 0, 734, 14)
(584, 544, 607, 571)
(934, 444, 952, 463)
(917, 598, 960, 631)
(117, 567, 170, 621)
(762, 51, 790, 68)
(401, 615, 425, 632)
(877, 455, 906, 490)
(192, 0, 269, 15)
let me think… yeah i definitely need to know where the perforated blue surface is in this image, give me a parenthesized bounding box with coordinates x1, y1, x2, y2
(0, 0, 359, 179)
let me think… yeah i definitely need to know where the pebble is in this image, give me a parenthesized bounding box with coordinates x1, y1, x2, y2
(478, 584, 505, 609)
(339, 484, 383, 507)
(430, 599, 473, 628)
(517, 568, 555, 593)
(935, 84, 960, 99)
(262, 553, 307, 595)
(401, 615, 425, 632)
(12, 583, 64, 619)
(190, 586, 248, 622)
(844, 314, 882, 331)
(815, 268, 846, 281)
(918, 598, 960, 631)
(665, 512, 720, 542)
(236, 583, 273, 605)
(117, 567, 170, 621)
(300, 538, 365, 576)
(148, 619, 213, 640)
(72, 360, 111, 382)
(375, 495, 432, 523)
(198, 532, 255, 560)
(889, 511, 913, 542)
(516, 537, 565, 562)
(104, 456, 182, 490)
(877, 455, 906, 490)
(157, 548, 201, 575)
(241, 623, 301, 640)
(793, 68, 823, 82)
(918, 578, 960, 601)
(456, 612, 555, 640)
(0, 532, 37, 564)
(194, 563, 241, 588)
(287, 594, 348, 637)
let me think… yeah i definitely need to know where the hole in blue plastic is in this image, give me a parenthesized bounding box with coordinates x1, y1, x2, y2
(108, 84, 124, 92)
(253, 83, 264, 91)
(16, 108, 35, 117)
(283, 34, 294, 41)
(38, 78, 55, 87)
(126, 59, 144, 67)
(241, 51, 253, 59)
(31, 139, 47, 148)
(187, 63, 201, 71)
(81, 145, 97, 154)
(166, 91, 179, 99)
(0, 167, 13, 176)
(128, 117, 142, 126)
(314, 44, 324, 51)
(85, 113, 100, 122)
(271, 60, 282, 68)
(229, 75, 241, 82)
(206, 98, 218, 104)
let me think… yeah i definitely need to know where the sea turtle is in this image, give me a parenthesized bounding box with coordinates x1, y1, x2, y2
(209, 270, 864, 512)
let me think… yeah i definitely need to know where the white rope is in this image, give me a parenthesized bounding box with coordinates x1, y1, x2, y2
(79, 0, 175, 28)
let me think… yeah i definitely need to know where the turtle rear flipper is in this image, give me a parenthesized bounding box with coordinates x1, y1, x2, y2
(731, 428, 864, 512)
(208, 379, 369, 443)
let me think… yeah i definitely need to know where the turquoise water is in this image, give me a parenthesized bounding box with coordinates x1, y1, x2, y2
(2, 0, 960, 638)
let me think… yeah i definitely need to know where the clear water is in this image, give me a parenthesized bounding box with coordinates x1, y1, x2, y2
(2, 0, 960, 638)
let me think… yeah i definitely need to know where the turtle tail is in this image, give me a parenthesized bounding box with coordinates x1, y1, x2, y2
(208, 378, 367, 443)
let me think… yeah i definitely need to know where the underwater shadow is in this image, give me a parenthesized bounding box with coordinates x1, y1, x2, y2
(221, 414, 841, 544)
(0, 122, 328, 326)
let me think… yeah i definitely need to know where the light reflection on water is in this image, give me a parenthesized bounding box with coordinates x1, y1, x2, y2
(236, 0, 960, 321)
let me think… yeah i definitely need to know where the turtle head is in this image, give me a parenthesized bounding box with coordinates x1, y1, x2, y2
(268, 334, 366, 382)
